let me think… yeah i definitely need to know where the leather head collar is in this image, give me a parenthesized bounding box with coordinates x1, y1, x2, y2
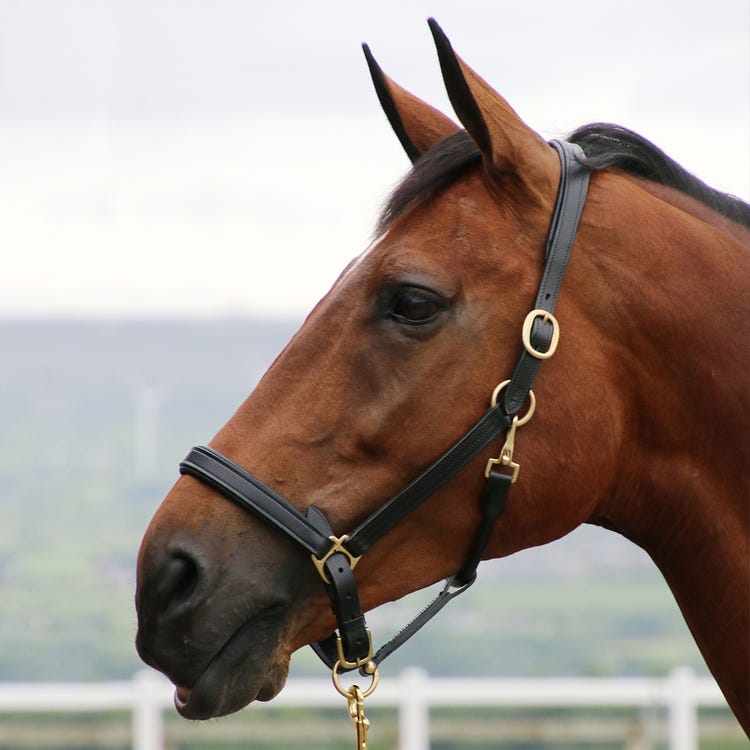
(179, 139, 590, 675)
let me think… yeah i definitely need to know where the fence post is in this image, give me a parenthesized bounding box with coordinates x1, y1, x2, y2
(132, 670, 165, 750)
(398, 668, 430, 750)
(666, 667, 698, 750)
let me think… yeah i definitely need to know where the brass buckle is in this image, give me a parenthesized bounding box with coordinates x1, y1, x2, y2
(335, 629, 375, 671)
(312, 535, 361, 585)
(522, 309, 560, 360)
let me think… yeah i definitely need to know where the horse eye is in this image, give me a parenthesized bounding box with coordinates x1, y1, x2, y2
(390, 287, 443, 325)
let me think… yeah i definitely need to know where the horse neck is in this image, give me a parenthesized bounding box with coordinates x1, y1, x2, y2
(585, 174, 750, 729)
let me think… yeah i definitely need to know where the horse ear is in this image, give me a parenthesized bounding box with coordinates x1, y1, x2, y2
(363, 43, 459, 163)
(427, 19, 558, 197)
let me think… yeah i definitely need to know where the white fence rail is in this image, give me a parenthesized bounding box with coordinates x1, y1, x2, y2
(0, 667, 733, 750)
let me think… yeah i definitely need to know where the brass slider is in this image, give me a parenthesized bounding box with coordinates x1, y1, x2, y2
(522, 309, 560, 360)
(312, 535, 361, 585)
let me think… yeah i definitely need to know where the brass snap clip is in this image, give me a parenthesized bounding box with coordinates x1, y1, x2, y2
(486, 380, 536, 483)
(347, 685, 370, 750)
(332, 659, 379, 750)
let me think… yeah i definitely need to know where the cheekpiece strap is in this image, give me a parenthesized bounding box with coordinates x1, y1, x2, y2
(502, 140, 589, 415)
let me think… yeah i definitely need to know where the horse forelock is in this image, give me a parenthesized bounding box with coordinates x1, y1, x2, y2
(377, 130, 481, 233)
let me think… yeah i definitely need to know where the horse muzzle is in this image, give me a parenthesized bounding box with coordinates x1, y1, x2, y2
(134, 484, 314, 718)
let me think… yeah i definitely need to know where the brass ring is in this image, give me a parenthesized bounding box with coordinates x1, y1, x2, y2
(332, 660, 379, 699)
(490, 380, 536, 426)
(521, 309, 560, 360)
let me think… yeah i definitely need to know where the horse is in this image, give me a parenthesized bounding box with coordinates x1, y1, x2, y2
(135, 19, 750, 737)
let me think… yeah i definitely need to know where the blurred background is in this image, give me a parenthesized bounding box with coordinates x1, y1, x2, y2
(0, 0, 747, 747)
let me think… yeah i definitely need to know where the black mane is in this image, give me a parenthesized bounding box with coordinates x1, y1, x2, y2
(570, 123, 750, 227)
(378, 124, 750, 231)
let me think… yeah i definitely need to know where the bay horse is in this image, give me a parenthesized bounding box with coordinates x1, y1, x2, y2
(135, 20, 750, 737)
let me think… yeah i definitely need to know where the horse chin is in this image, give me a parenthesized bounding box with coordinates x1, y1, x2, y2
(169, 609, 291, 720)
(173, 660, 288, 719)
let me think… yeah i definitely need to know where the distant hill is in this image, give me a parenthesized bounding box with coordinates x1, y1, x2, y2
(0, 319, 705, 681)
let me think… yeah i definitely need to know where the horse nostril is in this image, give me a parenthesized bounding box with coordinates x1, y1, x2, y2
(135, 546, 205, 671)
(158, 552, 200, 607)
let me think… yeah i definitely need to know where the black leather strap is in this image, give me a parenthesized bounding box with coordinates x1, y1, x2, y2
(306, 507, 371, 667)
(179, 451, 375, 667)
(454, 468, 513, 586)
(311, 574, 477, 672)
(502, 140, 589, 415)
(371, 575, 475, 667)
(322, 553, 370, 664)
(309, 633, 341, 670)
(315, 447, 512, 670)
(180, 446, 330, 558)
(345, 404, 512, 557)
(180, 402, 512, 564)
(178, 407, 512, 669)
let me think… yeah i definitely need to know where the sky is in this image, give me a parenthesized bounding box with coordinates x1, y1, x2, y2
(0, 0, 747, 318)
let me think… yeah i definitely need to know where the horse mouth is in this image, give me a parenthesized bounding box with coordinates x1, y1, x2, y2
(173, 672, 285, 720)
(169, 605, 290, 719)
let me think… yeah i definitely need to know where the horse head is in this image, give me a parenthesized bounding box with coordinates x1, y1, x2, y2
(135, 20, 750, 733)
